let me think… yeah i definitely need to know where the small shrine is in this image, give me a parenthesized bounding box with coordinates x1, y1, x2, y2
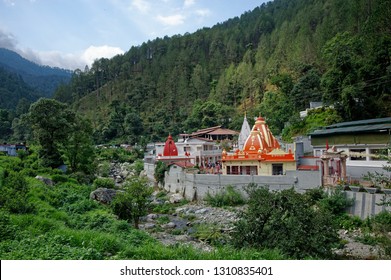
(320, 146, 348, 186)
(221, 116, 296, 176)
(156, 134, 192, 165)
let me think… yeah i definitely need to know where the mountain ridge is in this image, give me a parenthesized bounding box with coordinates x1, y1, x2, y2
(0, 48, 72, 97)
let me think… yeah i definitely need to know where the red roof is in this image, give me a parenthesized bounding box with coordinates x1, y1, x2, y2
(163, 135, 178, 156)
(169, 161, 195, 168)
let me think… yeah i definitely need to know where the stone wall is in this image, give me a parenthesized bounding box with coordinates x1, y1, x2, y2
(145, 162, 391, 219)
(163, 170, 321, 201)
(144, 163, 156, 181)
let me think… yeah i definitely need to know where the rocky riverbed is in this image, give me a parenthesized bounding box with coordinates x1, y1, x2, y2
(138, 193, 387, 259)
(100, 163, 388, 259)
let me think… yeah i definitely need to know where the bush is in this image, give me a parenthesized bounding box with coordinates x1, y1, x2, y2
(317, 187, 354, 216)
(69, 171, 95, 184)
(154, 161, 168, 185)
(52, 174, 70, 184)
(231, 185, 339, 259)
(97, 161, 111, 177)
(0, 210, 16, 240)
(205, 185, 246, 207)
(133, 159, 144, 176)
(111, 177, 153, 228)
(0, 171, 35, 214)
(93, 177, 116, 189)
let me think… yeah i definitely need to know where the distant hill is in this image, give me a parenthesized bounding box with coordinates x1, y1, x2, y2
(0, 66, 39, 111)
(0, 48, 72, 97)
(61, 0, 390, 145)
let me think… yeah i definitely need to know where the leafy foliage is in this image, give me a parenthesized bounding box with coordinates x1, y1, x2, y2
(93, 177, 116, 189)
(110, 177, 153, 229)
(154, 161, 168, 186)
(205, 185, 246, 207)
(231, 185, 342, 259)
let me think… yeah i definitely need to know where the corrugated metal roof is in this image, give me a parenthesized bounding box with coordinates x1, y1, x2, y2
(326, 117, 391, 129)
(311, 118, 391, 136)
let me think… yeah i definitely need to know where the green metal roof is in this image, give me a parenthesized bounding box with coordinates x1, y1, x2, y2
(310, 117, 391, 137)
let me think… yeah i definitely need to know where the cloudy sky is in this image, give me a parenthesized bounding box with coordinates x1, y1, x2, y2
(0, 0, 267, 70)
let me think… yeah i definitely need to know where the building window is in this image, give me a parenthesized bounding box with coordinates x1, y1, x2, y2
(231, 166, 239, 175)
(370, 148, 388, 161)
(350, 149, 366, 161)
(272, 164, 283, 175)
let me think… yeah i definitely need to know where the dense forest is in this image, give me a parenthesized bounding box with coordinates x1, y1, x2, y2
(1, 0, 390, 145)
(0, 48, 72, 98)
(48, 0, 391, 144)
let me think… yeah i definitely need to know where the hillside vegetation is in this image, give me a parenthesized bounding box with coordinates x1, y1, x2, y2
(0, 48, 72, 98)
(51, 0, 390, 144)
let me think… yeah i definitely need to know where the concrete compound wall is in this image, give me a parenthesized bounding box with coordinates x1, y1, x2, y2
(345, 191, 391, 219)
(145, 162, 391, 219)
(163, 170, 321, 201)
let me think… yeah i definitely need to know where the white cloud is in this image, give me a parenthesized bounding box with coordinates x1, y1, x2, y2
(81, 45, 125, 67)
(13, 45, 124, 70)
(131, 0, 150, 13)
(0, 28, 18, 50)
(156, 14, 185, 26)
(184, 0, 195, 8)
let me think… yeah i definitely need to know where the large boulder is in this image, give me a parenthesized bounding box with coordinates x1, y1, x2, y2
(90, 188, 118, 204)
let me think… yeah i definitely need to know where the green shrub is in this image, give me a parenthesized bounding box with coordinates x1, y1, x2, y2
(98, 161, 111, 177)
(0, 171, 35, 214)
(93, 177, 116, 189)
(339, 214, 363, 230)
(111, 177, 153, 228)
(205, 185, 245, 207)
(371, 211, 391, 232)
(317, 187, 354, 216)
(231, 185, 339, 259)
(69, 171, 95, 184)
(52, 174, 70, 184)
(0, 210, 16, 240)
(133, 159, 144, 176)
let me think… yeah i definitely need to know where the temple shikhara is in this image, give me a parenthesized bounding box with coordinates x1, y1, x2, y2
(221, 116, 296, 176)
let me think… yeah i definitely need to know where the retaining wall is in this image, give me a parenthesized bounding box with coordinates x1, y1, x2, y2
(345, 191, 391, 219)
(145, 162, 391, 219)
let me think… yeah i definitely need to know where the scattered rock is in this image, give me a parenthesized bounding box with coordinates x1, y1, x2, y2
(195, 208, 209, 214)
(146, 214, 158, 221)
(142, 223, 156, 229)
(90, 188, 118, 204)
(163, 222, 176, 229)
(35, 175, 54, 187)
(169, 193, 184, 203)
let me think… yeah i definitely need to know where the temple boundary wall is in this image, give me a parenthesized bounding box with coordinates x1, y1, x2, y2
(144, 163, 391, 219)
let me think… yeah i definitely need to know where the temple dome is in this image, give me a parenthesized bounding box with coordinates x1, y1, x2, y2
(163, 134, 178, 156)
(242, 116, 280, 153)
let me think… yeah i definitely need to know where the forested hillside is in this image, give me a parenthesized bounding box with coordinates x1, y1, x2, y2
(53, 0, 391, 144)
(0, 48, 72, 98)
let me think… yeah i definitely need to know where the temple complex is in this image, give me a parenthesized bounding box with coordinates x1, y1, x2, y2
(221, 116, 296, 175)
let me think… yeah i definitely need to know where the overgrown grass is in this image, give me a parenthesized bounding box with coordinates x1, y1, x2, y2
(205, 185, 246, 207)
(0, 155, 285, 260)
